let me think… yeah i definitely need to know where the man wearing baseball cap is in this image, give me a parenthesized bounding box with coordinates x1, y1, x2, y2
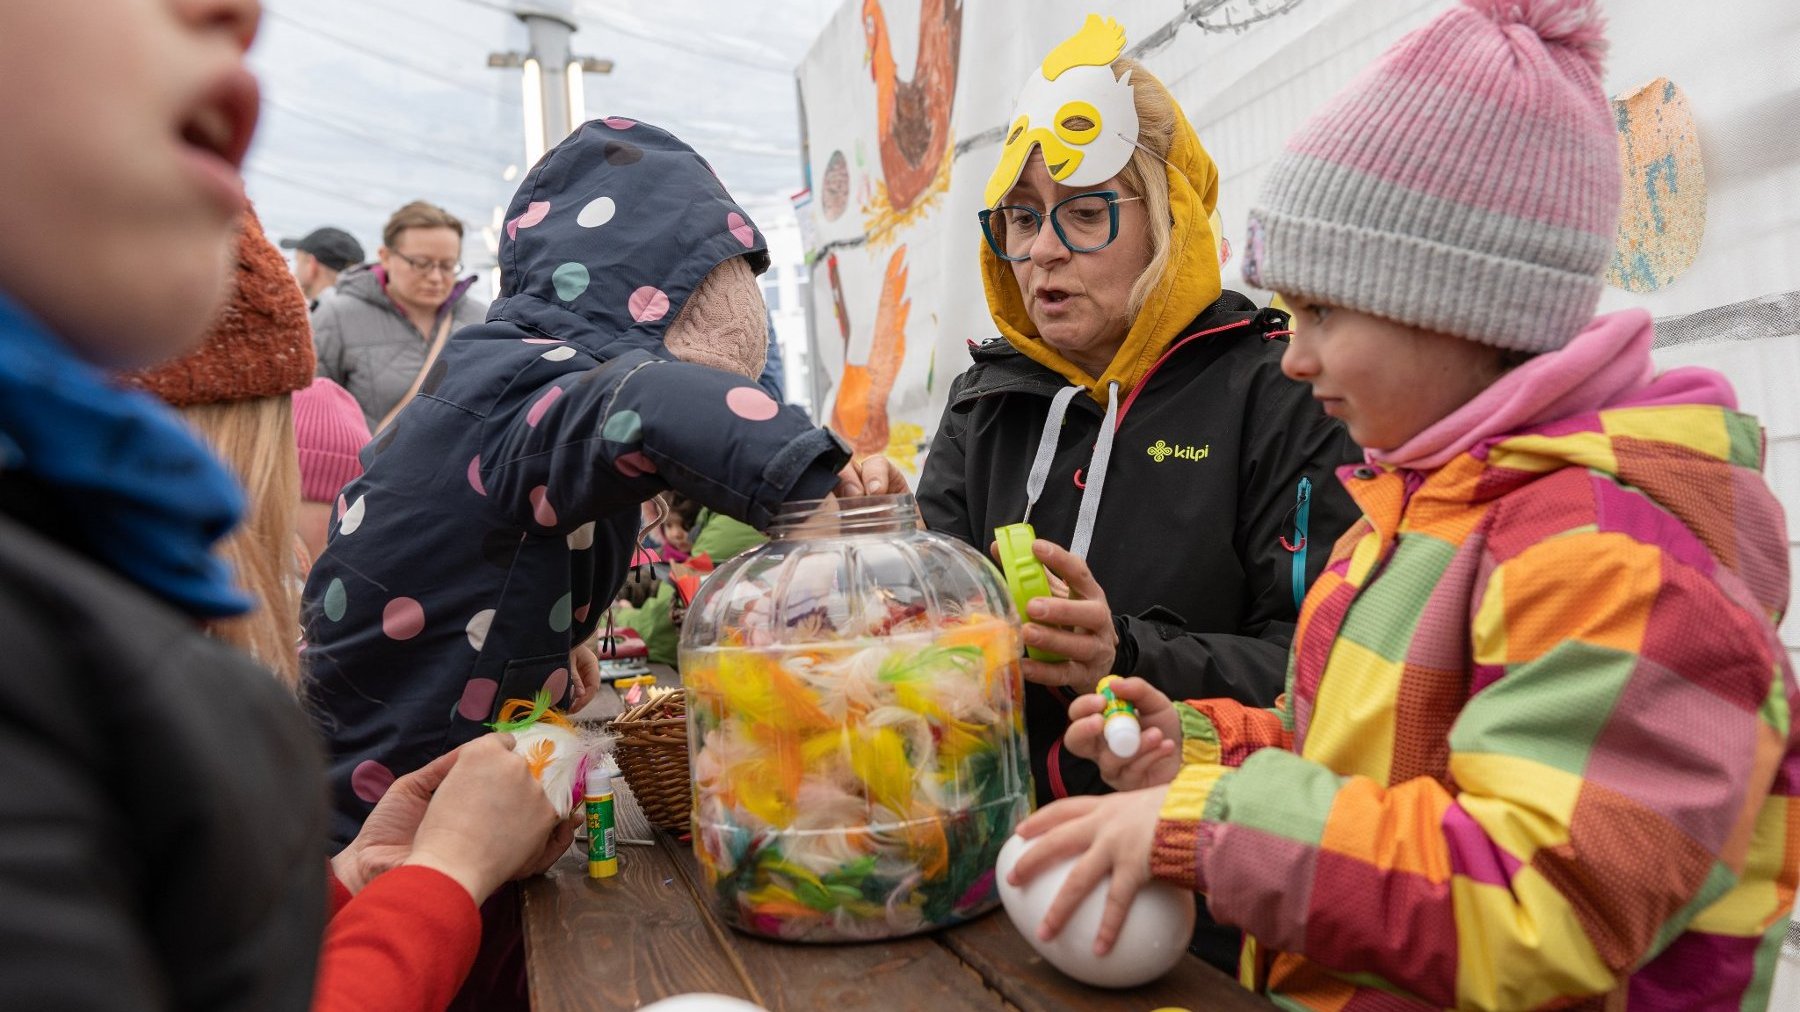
(284, 226, 364, 309)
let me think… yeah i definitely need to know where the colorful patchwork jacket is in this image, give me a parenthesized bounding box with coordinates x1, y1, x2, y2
(1150, 370, 1796, 1010)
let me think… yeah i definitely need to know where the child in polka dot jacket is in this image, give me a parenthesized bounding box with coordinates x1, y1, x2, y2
(302, 120, 853, 845)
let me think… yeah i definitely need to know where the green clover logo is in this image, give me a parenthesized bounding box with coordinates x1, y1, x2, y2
(1147, 440, 1173, 463)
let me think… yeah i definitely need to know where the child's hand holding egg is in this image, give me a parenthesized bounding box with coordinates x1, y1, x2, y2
(995, 788, 1194, 988)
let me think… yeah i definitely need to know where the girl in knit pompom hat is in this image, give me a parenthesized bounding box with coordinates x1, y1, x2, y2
(293, 376, 372, 570)
(1007, 2, 1798, 1009)
(123, 207, 316, 687)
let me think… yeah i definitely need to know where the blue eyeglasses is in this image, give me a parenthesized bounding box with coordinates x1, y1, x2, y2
(978, 190, 1143, 262)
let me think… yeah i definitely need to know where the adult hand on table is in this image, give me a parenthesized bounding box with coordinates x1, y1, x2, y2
(1063, 677, 1183, 791)
(1006, 785, 1171, 956)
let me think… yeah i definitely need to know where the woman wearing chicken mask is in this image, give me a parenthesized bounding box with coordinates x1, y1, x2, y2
(854, 16, 1362, 967)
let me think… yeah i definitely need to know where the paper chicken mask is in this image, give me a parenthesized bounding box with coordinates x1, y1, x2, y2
(984, 14, 1140, 209)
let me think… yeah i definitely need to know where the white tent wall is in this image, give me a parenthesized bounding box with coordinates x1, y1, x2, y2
(797, 0, 1799, 665)
(1591, 0, 1800, 678)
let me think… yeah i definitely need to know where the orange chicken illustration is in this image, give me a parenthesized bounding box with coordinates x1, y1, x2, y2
(830, 246, 910, 458)
(863, 0, 963, 213)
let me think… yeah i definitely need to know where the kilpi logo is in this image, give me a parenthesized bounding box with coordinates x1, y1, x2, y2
(1147, 440, 1210, 463)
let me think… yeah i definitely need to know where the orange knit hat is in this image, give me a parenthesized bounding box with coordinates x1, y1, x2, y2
(122, 208, 316, 405)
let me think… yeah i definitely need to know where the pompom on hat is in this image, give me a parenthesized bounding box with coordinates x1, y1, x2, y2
(123, 208, 317, 405)
(1242, 0, 1620, 353)
(1464, 0, 1610, 72)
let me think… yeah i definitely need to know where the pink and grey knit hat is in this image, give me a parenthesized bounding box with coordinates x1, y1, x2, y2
(1242, 0, 1621, 352)
(293, 377, 371, 503)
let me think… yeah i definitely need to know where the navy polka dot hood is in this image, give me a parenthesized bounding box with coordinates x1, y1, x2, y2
(302, 120, 850, 844)
(491, 117, 772, 360)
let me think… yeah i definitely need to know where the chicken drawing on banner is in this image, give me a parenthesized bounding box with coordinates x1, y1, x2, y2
(862, 0, 963, 243)
(830, 245, 910, 459)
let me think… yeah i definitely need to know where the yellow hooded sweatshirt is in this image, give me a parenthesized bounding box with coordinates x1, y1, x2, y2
(979, 101, 1225, 403)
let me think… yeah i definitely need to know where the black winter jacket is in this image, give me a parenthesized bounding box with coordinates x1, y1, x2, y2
(0, 493, 326, 1011)
(918, 292, 1363, 803)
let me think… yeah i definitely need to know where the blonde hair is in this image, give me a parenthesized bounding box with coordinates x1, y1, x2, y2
(180, 395, 302, 689)
(383, 200, 464, 249)
(1112, 58, 1179, 320)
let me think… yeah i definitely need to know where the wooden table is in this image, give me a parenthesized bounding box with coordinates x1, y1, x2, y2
(525, 665, 1269, 1011)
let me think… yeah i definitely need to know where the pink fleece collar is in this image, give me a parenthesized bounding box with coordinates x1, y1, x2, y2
(1368, 310, 1669, 471)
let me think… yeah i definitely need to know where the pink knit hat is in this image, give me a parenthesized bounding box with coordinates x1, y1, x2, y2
(293, 377, 371, 503)
(1243, 0, 1620, 352)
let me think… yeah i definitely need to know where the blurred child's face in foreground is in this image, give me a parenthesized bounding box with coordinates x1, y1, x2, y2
(1279, 301, 1507, 452)
(0, 0, 262, 366)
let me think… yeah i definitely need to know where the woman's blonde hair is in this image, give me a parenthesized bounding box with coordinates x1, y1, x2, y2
(180, 395, 302, 689)
(1111, 58, 1179, 320)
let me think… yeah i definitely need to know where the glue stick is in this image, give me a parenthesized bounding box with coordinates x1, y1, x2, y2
(584, 763, 618, 878)
(1096, 675, 1141, 759)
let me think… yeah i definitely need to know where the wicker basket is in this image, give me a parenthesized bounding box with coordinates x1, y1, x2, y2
(606, 689, 692, 832)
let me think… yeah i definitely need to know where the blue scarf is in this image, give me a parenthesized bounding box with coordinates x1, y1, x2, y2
(0, 291, 250, 618)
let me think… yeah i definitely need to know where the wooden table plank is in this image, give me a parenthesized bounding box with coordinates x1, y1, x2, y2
(660, 834, 1009, 1012)
(530, 661, 1270, 1010)
(938, 905, 1272, 1012)
(524, 844, 759, 1010)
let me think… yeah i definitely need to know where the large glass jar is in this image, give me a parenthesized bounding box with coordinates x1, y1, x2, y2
(679, 495, 1032, 942)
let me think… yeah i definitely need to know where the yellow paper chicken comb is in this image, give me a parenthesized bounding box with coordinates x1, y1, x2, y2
(1041, 14, 1128, 81)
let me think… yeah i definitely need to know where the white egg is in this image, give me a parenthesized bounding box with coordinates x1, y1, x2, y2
(638, 995, 765, 1012)
(994, 833, 1196, 989)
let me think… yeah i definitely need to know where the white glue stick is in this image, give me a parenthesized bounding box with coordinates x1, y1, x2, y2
(1096, 675, 1141, 759)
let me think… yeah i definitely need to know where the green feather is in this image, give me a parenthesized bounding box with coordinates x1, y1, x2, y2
(876, 644, 981, 684)
(486, 689, 554, 734)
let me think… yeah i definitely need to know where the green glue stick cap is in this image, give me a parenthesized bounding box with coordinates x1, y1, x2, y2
(995, 522, 1065, 662)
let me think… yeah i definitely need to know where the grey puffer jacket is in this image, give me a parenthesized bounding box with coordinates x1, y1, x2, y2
(312, 265, 488, 428)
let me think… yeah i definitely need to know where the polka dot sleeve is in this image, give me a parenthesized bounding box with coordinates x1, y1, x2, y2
(479, 348, 850, 532)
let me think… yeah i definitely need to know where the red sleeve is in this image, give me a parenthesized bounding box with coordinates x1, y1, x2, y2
(313, 866, 482, 1012)
(326, 864, 353, 918)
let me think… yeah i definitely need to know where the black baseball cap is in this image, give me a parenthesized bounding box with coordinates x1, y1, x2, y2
(281, 227, 364, 271)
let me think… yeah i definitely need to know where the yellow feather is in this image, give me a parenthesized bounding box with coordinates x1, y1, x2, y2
(892, 680, 942, 720)
(849, 726, 914, 812)
(936, 717, 991, 768)
(728, 755, 796, 827)
(715, 651, 833, 734)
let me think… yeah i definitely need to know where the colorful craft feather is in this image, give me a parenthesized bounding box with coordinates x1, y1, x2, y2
(685, 618, 1030, 941)
(488, 690, 597, 819)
